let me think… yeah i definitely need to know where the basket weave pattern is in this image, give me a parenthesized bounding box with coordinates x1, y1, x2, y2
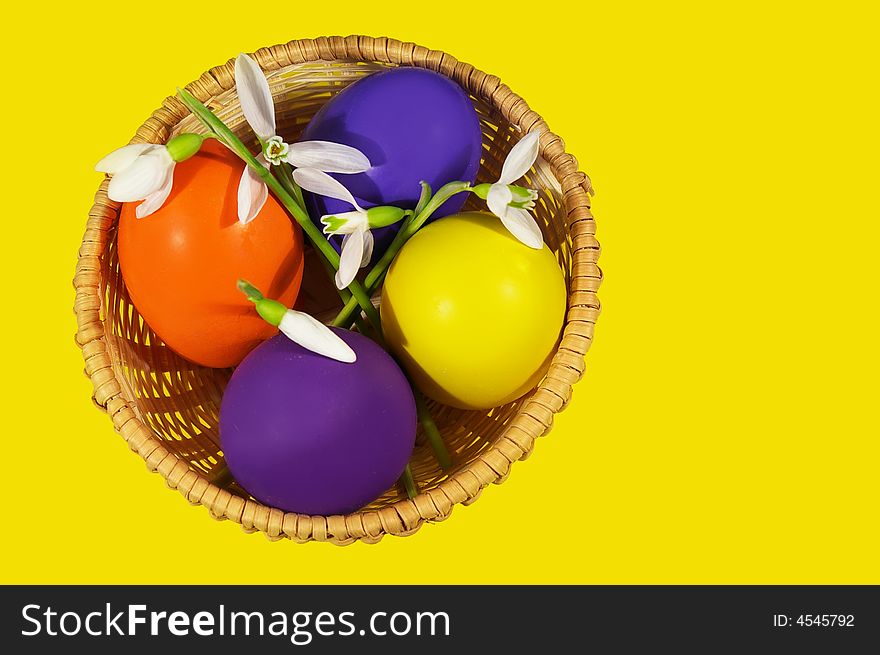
(74, 36, 601, 544)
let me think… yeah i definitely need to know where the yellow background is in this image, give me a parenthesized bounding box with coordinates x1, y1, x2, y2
(1, 1, 877, 584)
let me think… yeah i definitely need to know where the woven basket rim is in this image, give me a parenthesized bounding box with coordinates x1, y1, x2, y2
(74, 35, 601, 545)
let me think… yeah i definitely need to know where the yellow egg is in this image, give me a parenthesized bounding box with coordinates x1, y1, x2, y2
(381, 212, 567, 410)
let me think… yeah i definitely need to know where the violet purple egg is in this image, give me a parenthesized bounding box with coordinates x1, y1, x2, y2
(219, 329, 416, 516)
(300, 67, 483, 261)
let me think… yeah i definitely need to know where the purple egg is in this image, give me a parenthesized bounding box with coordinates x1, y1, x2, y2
(219, 329, 416, 515)
(300, 67, 483, 261)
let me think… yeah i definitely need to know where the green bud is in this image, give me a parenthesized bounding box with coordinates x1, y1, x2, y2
(472, 183, 535, 204)
(238, 280, 287, 327)
(366, 206, 406, 229)
(471, 183, 492, 200)
(166, 133, 205, 163)
(255, 298, 288, 327)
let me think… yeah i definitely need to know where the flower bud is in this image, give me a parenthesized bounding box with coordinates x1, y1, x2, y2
(255, 298, 288, 327)
(366, 206, 406, 229)
(471, 183, 492, 200)
(475, 182, 536, 209)
(166, 133, 205, 163)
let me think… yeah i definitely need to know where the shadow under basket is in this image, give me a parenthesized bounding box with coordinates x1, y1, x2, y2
(74, 36, 602, 545)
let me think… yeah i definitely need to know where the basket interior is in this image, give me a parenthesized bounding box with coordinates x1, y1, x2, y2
(99, 59, 573, 511)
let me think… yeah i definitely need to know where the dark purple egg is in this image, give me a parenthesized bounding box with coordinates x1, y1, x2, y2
(300, 67, 483, 261)
(219, 329, 416, 515)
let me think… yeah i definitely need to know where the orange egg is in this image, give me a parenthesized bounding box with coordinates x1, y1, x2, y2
(118, 139, 304, 368)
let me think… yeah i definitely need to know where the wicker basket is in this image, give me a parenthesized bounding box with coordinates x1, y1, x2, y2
(74, 36, 601, 545)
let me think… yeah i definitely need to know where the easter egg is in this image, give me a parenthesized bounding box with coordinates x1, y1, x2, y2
(381, 212, 566, 410)
(300, 67, 482, 260)
(118, 140, 304, 368)
(219, 330, 417, 515)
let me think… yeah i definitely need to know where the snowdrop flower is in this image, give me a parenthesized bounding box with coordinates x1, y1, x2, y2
(293, 168, 405, 290)
(238, 280, 355, 363)
(473, 131, 544, 249)
(275, 308, 356, 363)
(95, 133, 204, 218)
(235, 53, 371, 224)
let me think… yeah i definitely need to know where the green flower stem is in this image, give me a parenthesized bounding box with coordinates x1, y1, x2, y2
(272, 163, 376, 338)
(413, 181, 432, 216)
(331, 277, 384, 328)
(331, 181, 473, 329)
(209, 463, 234, 488)
(291, 179, 306, 208)
(254, 160, 383, 332)
(372, 181, 471, 287)
(309, 251, 372, 336)
(414, 389, 452, 470)
(274, 162, 306, 209)
(329, 213, 415, 329)
(400, 464, 418, 499)
(177, 88, 381, 333)
(325, 182, 467, 470)
(237, 279, 264, 302)
(266, 158, 385, 334)
(354, 316, 376, 339)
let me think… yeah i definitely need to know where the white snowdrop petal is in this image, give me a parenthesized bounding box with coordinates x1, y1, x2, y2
(335, 229, 365, 290)
(279, 310, 356, 363)
(95, 143, 153, 174)
(293, 168, 361, 210)
(107, 152, 171, 202)
(237, 163, 269, 224)
(485, 183, 514, 220)
(135, 170, 174, 218)
(287, 141, 371, 173)
(360, 229, 374, 267)
(498, 131, 540, 185)
(500, 207, 544, 249)
(234, 53, 276, 141)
